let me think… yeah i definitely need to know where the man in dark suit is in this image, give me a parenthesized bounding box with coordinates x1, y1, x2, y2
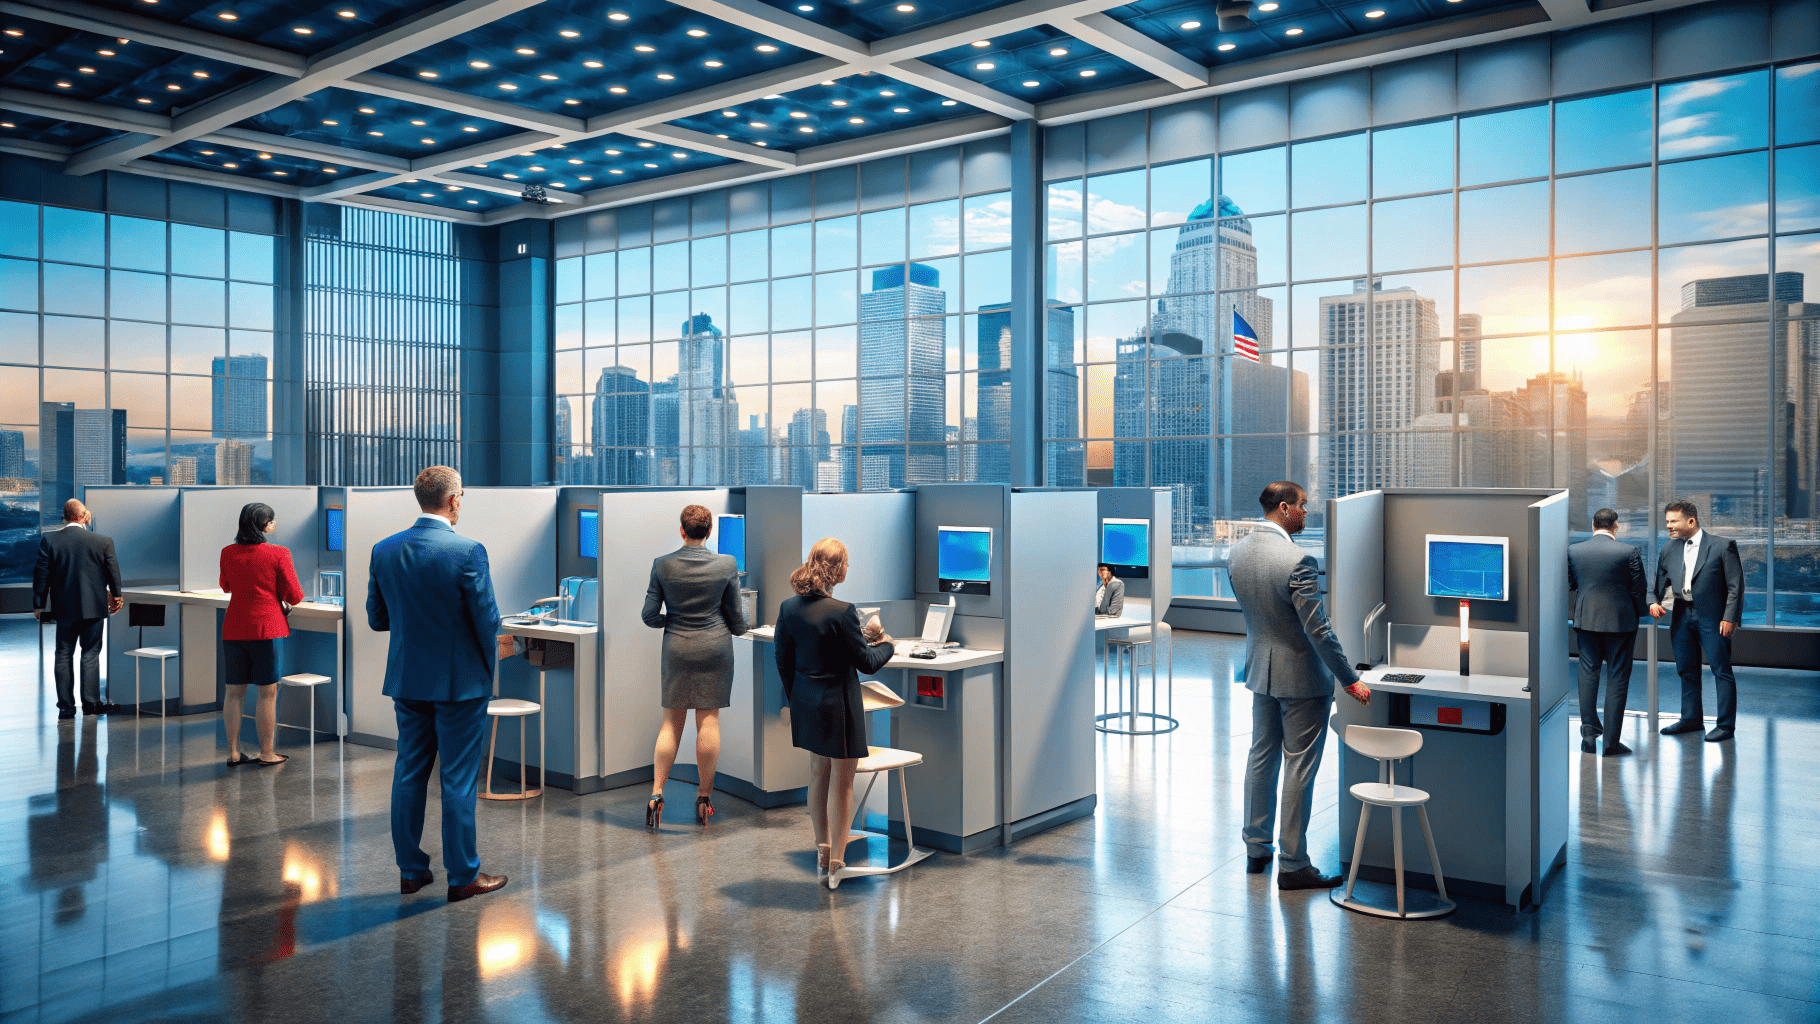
(368, 466, 507, 902)
(33, 499, 124, 719)
(1568, 508, 1649, 756)
(1650, 499, 1743, 743)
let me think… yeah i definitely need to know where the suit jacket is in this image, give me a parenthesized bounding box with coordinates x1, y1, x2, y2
(1567, 534, 1648, 634)
(366, 516, 503, 703)
(33, 525, 121, 622)
(641, 545, 747, 637)
(1653, 532, 1743, 626)
(774, 594, 895, 758)
(219, 542, 305, 641)
(1095, 576, 1125, 617)
(1227, 525, 1358, 699)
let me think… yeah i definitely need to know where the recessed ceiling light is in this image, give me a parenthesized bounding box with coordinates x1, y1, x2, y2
(799, 126, 814, 133)
(470, 60, 490, 68)
(1022, 80, 1038, 87)
(892, 106, 909, 113)
(472, 163, 487, 167)
(499, 82, 518, 90)
(605, 148, 621, 154)
(294, 26, 312, 34)
(634, 44, 655, 52)
(560, 29, 579, 37)
(78, 66, 95, 73)
(704, 60, 722, 67)
(0, 121, 13, 127)
(192, 70, 209, 78)
(798, 3, 813, 8)
(1080, 69, 1096, 76)
(137, 98, 152, 103)
(551, 182, 566, 187)
(578, 175, 592, 180)
(322, 119, 339, 124)
(636, 142, 654, 147)
(539, 73, 558, 80)
(529, 165, 544, 170)
(467, 199, 479, 203)
(722, 110, 739, 117)
(200, 149, 215, 155)
(941, 99, 956, 106)
(1049, 47, 1068, 56)
(324, 167, 337, 173)
(848, 116, 863, 123)
(1217, 42, 1235, 50)
(222, 162, 237, 169)
(97, 49, 115, 55)
(166, 83, 181, 90)
(754, 141, 767, 146)
(55, 81, 71, 88)
(515, 47, 535, 54)
(1257, 2, 1278, 9)
(462, 125, 478, 131)
(608, 10, 628, 17)
(1365, 8, 1384, 16)
(686, 28, 707, 36)
(358, 106, 374, 113)
(716, 133, 729, 138)
(419, 192, 433, 197)
(564, 98, 580, 104)
(820, 79, 835, 85)
(749, 121, 767, 128)
(217, 11, 236, 19)
(789, 110, 807, 118)
(895, 4, 913, 10)
(338, 9, 356, 16)
(418, 70, 438, 77)
(568, 158, 582, 164)
(831, 99, 847, 106)
(641, 161, 656, 167)
(656, 73, 674, 80)
(504, 173, 519, 178)
(673, 152, 686, 158)
(1285, 27, 1302, 34)
(257, 152, 271, 158)
(610, 168, 624, 174)
(446, 185, 461, 191)
(756, 44, 777, 52)
(272, 170, 288, 175)
(975, 62, 994, 70)
(410, 119, 426, 125)
(1180, 20, 1200, 29)
(879, 89, 895, 96)
(552, 143, 565, 148)
(609, 85, 627, 93)
(971, 40, 990, 47)
(420, 137, 434, 144)
(368, 130, 382, 136)
(583, 60, 603, 67)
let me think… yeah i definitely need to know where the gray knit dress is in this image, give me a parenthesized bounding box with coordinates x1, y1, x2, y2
(641, 545, 749, 709)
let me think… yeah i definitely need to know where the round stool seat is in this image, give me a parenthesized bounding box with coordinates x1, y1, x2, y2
(860, 680, 905, 712)
(1349, 781, 1431, 807)
(857, 745, 922, 773)
(128, 647, 180, 659)
(488, 698, 541, 717)
(279, 672, 331, 687)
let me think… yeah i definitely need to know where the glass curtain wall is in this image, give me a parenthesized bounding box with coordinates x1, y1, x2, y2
(553, 142, 1014, 490)
(1048, 60, 1820, 624)
(0, 199, 277, 583)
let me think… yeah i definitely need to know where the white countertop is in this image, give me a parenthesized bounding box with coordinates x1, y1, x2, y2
(123, 586, 346, 621)
(1360, 665, 1531, 703)
(1094, 614, 1152, 632)
(739, 625, 1004, 671)
(500, 617, 598, 640)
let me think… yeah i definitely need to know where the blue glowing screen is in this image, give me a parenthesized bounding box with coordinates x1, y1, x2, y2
(938, 528, 991, 582)
(718, 514, 745, 573)
(578, 509, 599, 559)
(1426, 537, 1508, 601)
(324, 507, 344, 552)
(1101, 522, 1149, 567)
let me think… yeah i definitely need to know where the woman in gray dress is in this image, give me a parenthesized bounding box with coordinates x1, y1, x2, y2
(642, 504, 748, 829)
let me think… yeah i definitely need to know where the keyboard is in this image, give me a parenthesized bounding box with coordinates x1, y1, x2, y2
(1380, 673, 1426, 684)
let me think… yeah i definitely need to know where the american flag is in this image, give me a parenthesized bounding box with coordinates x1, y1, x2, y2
(1233, 312, 1260, 362)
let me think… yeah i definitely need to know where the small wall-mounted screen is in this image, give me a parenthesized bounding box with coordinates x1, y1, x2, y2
(718, 514, 745, 573)
(1425, 534, 1509, 601)
(1101, 518, 1150, 579)
(937, 526, 992, 595)
(578, 508, 599, 559)
(324, 506, 344, 552)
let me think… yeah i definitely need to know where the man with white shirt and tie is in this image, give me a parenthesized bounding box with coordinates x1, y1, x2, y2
(1649, 500, 1743, 743)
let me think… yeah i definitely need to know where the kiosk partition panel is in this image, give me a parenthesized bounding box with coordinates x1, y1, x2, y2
(343, 487, 423, 745)
(83, 485, 182, 710)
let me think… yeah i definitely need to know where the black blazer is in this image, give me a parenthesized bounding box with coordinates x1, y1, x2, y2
(33, 525, 122, 622)
(1653, 532, 1743, 626)
(1567, 534, 1648, 633)
(774, 594, 894, 759)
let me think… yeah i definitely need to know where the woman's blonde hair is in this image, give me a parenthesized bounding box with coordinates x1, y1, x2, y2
(791, 537, 848, 596)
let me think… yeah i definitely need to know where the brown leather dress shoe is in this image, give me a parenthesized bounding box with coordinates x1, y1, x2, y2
(400, 873, 433, 894)
(448, 873, 507, 902)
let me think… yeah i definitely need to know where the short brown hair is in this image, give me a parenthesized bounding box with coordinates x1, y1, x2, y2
(791, 537, 848, 596)
(1259, 480, 1305, 513)
(681, 504, 712, 540)
(1665, 499, 1698, 524)
(414, 466, 461, 512)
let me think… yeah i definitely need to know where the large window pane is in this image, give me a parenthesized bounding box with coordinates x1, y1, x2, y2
(228, 232, 274, 283)
(965, 249, 1011, 311)
(1459, 262, 1550, 336)
(816, 215, 857, 271)
(44, 208, 104, 265)
(1086, 169, 1145, 235)
(618, 295, 651, 343)
(1150, 159, 1212, 227)
(1047, 241, 1083, 304)
(171, 326, 224, 374)
(1245, 214, 1286, 286)
(579, 300, 611, 348)
(171, 276, 225, 326)
(1290, 205, 1365, 281)
(728, 281, 767, 335)
(1373, 120, 1453, 197)
(1221, 147, 1286, 216)
(964, 192, 1012, 250)
(0, 201, 37, 259)
(1556, 168, 1652, 254)
(44, 316, 104, 368)
(815, 270, 857, 325)
(1372, 194, 1453, 272)
(42, 264, 103, 316)
(652, 292, 688, 339)
(110, 371, 165, 427)
(1460, 181, 1548, 263)
(110, 320, 165, 372)
(1555, 251, 1652, 330)
(653, 241, 688, 290)
(730, 229, 768, 281)
(171, 224, 224, 278)
(110, 216, 166, 272)
(1556, 89, 1652, 173)
(1087, 233, 1147, 303)
(861, 207, 906, 266)
(774, 330, 812, 381)
(1659, 151, 1769, 244)
(1086, 301, 1144, 363)
(772, 276, 813, 331)
(1047, 179, 1083, 240)
(228, 282, 273, 330)
(817, 326, 857, 379)
(727, 334, 766, 388)
(1659, 70, 1769, 159)
(0, 258, 37, 312)
(110, 270, 166, 322)
(691, 235, 726, 287)
(1291, 133, 1366, 208)
(1777, 62, 1820, 146)
(556, 302, 583, 349)
(0, 311, 34, 364)
(43, 367, 103, 407)
(909, 199, 960, 257)
(620, 246, 652, 294)
(1658, 238, 1767, 321)
(0, 366, 35, 421)
(585, 251, 616, 300)
(1460, 105, 1548, 186)
(557, 257, 582, 304)
(1776, 145, 1820, 233)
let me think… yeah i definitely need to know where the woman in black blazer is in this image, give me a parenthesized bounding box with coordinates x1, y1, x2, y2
(774, 537, 894, 889)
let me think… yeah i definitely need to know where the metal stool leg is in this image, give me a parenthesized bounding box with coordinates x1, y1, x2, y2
(134, 657, 141, 716)
(1417, 805, 1448, 903)
(1392, 805, 1406, 918)
(519, 716, 528, 797)
(158, 659, 168, 717)
(484, 717, 499, 798)
(1343, 803, 1370, 900)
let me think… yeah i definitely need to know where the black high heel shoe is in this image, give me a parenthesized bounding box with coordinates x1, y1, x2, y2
(646, 794, 664, 830)
(696, 795, 715, 824)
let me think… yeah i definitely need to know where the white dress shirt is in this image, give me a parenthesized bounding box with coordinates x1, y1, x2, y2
(1667, 529, 1703, 603)
(418, 512, 454, 529)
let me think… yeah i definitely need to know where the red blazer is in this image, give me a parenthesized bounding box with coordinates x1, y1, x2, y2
(220, 542, 305, 641)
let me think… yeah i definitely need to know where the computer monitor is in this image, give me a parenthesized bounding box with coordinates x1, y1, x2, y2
(577, 508, 599, 559)
(324, 506, 344, 553)
(937, 526, 992, 595)
(1425, 535, 1510, 601)
(718, 514, 745, 573)
(1100, 518, 1150, 579)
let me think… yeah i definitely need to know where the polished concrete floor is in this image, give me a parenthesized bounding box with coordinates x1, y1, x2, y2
(3, 617, 1817, 1024)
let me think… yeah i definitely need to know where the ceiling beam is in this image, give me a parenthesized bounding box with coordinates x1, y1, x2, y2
(117, 156, 304, 198)
(885, 59, 1034, 119)
(335, 191, 487, 222)
(0, 137, 71, 161)
(1056, 12, 1207, 90)
(62, 0, 550, 175)
(624, 122, 798, 168)
(432, 168, 583, 201)
(343, 71, 584, 133)
(865, 0, 1127, 62)
(583, 56, 848, 135)
(0, 0, 309, 76)
(304, 126, 558, 198)
(201, 126, 410, 171)
(0, 85, 171, 133)
(661, 0, 870, 60)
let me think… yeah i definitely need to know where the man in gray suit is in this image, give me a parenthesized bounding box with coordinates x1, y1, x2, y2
(33, 499, 124, 719)
(1568, 508, 1649, 756)
(1228, 481, 1371, 890)
(1095, 563, 1125, 617)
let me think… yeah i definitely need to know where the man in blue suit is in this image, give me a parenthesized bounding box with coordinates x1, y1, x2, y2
(368, 466, 507, 902)
(1650, 499, 1744, 743)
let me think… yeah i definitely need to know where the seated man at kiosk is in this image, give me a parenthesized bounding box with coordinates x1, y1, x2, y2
(1229, 481, 1371, 890)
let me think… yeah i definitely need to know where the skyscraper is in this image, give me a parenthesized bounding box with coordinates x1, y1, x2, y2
(216, 439, 253, 485)
(592, 366, 651, 485)
(651, 379, 680, 485)
(1044, 305, 1081, 486)
(169, 456, 198, 486)
(676, 313, 733, 485)
(976, 303, 1013, 483)
(788, 407, 830, 487)
(1318, 280, 1441, 500)
(39, 403, 125, 525)
(211, 354, 270, 439)
(859, 263, 946, 488)
(0, 429, 22, 479)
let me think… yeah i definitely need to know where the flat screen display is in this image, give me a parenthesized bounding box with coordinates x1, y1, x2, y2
(937, 526, 991, 595)
(718, 514, 745, 573)
(1425, 535, 1509, 601)
(1101, 518, 1150, 579)
(577, 508, 599, 559)
(324, 507, 344, 552)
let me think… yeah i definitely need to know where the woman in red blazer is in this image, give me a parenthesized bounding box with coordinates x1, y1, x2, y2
(220, 502, 304, 767)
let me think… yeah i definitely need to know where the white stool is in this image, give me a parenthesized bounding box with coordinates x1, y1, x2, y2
(1097, 622, 1176, 735)
(276, 673, 333, 747)
(482, 667, 545, 801)
(125, 647, 179, 717)
(832, 681, 933, 887)
(1331, 725, 1456, 920)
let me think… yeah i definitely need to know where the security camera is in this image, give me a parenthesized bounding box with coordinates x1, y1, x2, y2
(1215, 0, 1254, 32)
(521, 184, 553, 205)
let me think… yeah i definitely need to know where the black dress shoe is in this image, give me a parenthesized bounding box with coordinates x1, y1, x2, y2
(1276, 866, 1345, 891)
(400, 873, 434, 895)
(1246, 856, 1270, 874)
(1704, 728, 1733, 743)
(92, 702, 123, 714)
(1581, 738, 1597, 754)
(1661, 718, 1705, 736)
(58, 708, 75, 720)
(1601, 741, 1632, 756)
(448, 873, 507, 903)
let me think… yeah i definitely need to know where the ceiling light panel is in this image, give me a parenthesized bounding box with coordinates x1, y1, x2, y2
(663, 73, 970, 155)
(921, 25, 1144, 102)
(0, 109, 116, 150)
(235, 87, 518, 161)
(1107, 0, 1439, 66)
(369, 182, 520, 214)
(744, 0, 975, 43)
(143, 138, 352, 187)
(367, 0, 805, 118)
(0, 28, 260, 110)
(451, 132, 734, 196)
